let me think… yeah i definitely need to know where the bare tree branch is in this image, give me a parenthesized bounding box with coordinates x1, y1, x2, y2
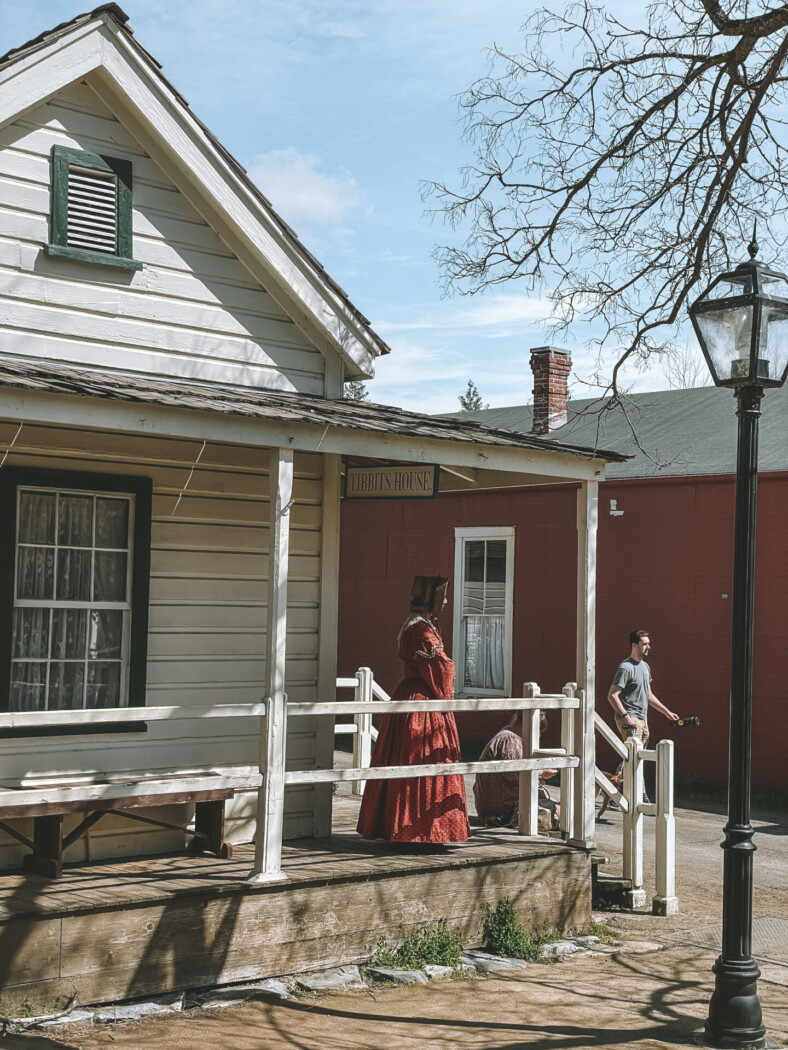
(426, 0, 788, 401)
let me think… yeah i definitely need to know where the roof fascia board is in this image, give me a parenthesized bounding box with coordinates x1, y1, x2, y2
(0, 12, 380, 378)
(0, 388, 607, 482)
(93, 24, 380, 376)
(0, 21, 103, 129)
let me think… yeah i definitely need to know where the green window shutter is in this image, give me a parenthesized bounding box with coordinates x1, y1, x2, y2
(48, 146, 142, 271)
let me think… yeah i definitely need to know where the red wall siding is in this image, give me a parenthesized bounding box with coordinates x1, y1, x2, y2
(338, 474, 788, 791)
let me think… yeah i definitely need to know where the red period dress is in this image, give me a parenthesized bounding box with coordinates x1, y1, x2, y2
(356, 615, 470, 843)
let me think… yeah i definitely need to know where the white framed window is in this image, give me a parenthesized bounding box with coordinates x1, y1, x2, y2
(1, 469, 152, 717)
(453, 526, 515, 697)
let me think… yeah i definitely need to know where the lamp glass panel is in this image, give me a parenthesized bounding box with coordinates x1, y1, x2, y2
(694, 302, 755, 383)
(759, 274, 788, 302)
(760, 302, 788, 383)
(698, 273, 753, 302)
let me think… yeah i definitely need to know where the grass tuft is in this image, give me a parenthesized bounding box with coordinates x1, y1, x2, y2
(481, 899, 548, 961)
(368, 919, 465, 970)
(575, 920, 618, 942)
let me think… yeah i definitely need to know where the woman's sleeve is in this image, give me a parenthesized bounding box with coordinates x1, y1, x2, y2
(412, 622, 455, 699)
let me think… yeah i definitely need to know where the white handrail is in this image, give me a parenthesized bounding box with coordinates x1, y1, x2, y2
(0, 703, 269, 729)
(593, 715, 677, 915)
(287, 754, 580, 786)
(371, 681, 391, 702)
(593, 712, 627, 759)
(289, 696, 579, 716)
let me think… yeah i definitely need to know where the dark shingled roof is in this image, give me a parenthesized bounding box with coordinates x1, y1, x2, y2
(0, 358, 628, 462)
(0, 5, 391, 362)
(445, 386, 788, 479)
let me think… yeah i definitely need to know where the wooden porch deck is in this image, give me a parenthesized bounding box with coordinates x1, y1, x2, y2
(0, 797, 591, 1014)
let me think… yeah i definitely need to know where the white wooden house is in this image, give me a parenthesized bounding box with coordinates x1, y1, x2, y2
(0, 5, 624, 878)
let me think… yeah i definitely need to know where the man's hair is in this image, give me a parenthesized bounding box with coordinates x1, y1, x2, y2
(629, 628, 650, 646)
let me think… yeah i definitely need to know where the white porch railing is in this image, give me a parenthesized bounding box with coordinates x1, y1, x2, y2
(290, 672, 584, 844)
(0, 672, 665, 902)
(332, 671, 677, 915)
(334, 669, 381, 796)
(594, 713, 678, 915)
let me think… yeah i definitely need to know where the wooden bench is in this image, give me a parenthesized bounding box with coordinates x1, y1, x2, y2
(0, 773, 241, 879)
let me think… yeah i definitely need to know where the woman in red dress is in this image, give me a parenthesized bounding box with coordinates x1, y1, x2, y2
(356, 575, 470, 843)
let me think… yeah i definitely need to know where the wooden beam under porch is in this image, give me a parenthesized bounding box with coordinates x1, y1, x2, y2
(0, 797, 591, 1014)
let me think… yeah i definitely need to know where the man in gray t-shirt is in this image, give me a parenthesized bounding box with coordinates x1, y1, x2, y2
(607, 629, 678, 750)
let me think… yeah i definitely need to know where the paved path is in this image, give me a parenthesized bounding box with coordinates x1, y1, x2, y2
(591, 797, 788, 955)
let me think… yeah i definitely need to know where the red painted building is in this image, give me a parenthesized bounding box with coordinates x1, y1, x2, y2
(338, 356, 788, 792)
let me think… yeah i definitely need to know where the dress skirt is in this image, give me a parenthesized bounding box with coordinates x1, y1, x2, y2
(355, 674, 470, 843)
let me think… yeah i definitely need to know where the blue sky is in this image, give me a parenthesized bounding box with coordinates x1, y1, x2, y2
(0, 0, 699, 411)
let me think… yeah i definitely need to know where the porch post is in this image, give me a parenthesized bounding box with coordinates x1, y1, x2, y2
(250, 446, 293, 882)
(653, 738, 679, 915)
(518, 683, 541, 836)
(570, 480, 598, 848)
(313, 453, 342, 834)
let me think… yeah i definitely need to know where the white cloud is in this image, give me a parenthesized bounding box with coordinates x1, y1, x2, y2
(377, 293, 553, 336)
(247, 147, 366, 228)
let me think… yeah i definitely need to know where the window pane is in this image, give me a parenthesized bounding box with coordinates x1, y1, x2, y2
(94, 551, 127, 601)
(96, 498, 129, 549)
(56, 548, 91, 600)
(486, 540, 507, 584)
(51, 609, 89, 659)
(483, 581, 507, 615)
(17, 547, 55, 599)
(464, 540, 485, 583)
(89, 610, 123, 660)
(9, 662, 48, 711)
(58, 494, 93, 547)
(463, 615, 505, 690)
(18, 491, 56, 544)
(12, 608, 50, 659)
(462, 581, 485, 616)
(49, 662, 85, 710)
(86, 663, 121, 708)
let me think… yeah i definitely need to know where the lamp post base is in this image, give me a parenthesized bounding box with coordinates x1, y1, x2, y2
(705, 956, 766, 1049)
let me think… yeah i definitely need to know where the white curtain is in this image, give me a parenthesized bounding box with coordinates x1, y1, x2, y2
(11, 487, 128, 710)
(464, 615, 505, 690)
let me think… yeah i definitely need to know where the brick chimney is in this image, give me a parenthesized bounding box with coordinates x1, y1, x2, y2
(530, 346, 571, 435)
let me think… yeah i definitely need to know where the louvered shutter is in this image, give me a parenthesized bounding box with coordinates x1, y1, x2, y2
(67, 165, 118, 254)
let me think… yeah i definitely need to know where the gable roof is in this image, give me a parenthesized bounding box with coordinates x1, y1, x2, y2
(446, 385, 788, 479)
(0, 4, 390, 382)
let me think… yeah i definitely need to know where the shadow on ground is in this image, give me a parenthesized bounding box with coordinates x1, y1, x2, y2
(14, 945, 786, 1050)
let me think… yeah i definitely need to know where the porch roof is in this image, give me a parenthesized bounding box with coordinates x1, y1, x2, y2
(0, 359, 630, 477)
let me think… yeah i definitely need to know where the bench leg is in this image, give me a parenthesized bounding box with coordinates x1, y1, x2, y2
(22, 815, 64, 879)
(190, 800, 232, 859)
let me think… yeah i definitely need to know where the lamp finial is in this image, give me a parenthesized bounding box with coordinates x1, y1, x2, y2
(748, 221, 759, 260)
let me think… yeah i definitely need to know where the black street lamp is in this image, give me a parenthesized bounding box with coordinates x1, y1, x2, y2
(689, 229, 788, 1050)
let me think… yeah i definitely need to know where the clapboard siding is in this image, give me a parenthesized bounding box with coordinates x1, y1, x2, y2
(0, 430, 327, 868)
(0, 82, 330, 394)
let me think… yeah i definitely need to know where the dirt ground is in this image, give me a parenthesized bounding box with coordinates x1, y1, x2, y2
(7, 798, 787, 1050)
(6, 943, 787, 1050)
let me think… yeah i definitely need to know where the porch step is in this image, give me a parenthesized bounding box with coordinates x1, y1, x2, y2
(593, 872, 634, 909)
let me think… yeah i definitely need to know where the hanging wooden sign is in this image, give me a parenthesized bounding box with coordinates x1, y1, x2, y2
(343, 464, 439, 500)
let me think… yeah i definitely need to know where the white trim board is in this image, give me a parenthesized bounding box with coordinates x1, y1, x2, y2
(453, 526, 515, 699)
